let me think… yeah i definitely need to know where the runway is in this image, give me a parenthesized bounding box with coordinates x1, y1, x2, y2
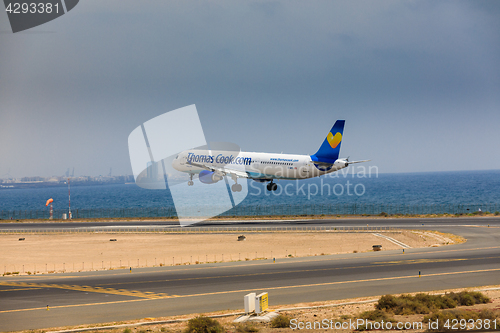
(1, 216, 499, 230)
(1, 218, 499, 331)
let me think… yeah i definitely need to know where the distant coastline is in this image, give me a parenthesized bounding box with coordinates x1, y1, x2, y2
(0, 175, 135, 190)
(0, 181, 132, 190)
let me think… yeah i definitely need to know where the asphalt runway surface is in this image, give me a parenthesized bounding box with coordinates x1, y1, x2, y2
(1, 217, 499, 331)
(0, 216, 499, 230)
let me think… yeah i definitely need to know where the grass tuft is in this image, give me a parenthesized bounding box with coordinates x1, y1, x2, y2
(376, 291, 490, 315)
(184, 316, 225, 333)
(270, 314, 290, 328)
(234, 322, 259, 333)
(359, 309, 396, 322)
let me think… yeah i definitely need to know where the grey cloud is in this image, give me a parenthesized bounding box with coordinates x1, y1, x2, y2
(0, 0, 499, 177)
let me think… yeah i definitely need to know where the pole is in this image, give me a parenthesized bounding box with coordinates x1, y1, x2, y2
(68, 178, 72, 219)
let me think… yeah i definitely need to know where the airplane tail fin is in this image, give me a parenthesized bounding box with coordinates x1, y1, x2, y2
(310, 120, 345, 163)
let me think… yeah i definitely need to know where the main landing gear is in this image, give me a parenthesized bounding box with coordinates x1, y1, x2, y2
(230, 175, 242, 192)
(266, 181, 278, 191)
(188, 173, 194, 186)
(231, 183, 243, 192)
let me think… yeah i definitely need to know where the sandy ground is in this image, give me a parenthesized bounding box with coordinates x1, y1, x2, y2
(1, 230, 460, 275)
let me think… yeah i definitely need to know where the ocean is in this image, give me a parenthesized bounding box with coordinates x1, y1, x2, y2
(1, 170, 499, 213)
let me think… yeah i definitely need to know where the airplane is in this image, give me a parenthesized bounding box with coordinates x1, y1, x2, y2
(171, 120, 369, 192)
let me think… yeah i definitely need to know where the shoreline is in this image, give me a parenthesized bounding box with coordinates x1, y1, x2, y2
(1, 212, 499, 224)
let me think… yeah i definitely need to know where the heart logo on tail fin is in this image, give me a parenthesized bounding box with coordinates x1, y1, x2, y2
(327, 132, 342, 149)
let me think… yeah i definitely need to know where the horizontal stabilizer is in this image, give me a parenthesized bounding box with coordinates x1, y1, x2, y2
(347, 159, 370, 164)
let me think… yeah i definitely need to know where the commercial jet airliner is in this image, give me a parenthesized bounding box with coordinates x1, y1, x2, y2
(172, 120, 369, 192)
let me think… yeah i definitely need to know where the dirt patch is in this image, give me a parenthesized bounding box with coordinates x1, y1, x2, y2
(0, 230, 461, 275)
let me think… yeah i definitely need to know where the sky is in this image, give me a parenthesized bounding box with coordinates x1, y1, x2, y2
(0, 0, 499, 178)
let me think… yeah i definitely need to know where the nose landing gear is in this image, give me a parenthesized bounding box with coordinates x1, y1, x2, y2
(188, 173, 194, 186)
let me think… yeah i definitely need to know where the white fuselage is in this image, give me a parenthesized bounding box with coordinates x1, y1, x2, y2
(172, 150, 348, 180)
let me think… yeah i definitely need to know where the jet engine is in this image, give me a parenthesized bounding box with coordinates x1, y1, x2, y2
(199, 170, 224, 184)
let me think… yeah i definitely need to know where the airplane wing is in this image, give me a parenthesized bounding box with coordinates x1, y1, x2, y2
(187, 161, 250, 179)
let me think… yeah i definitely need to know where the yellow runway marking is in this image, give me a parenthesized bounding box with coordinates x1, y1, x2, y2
(1, 267, 500, 314)
(373, 258, 471, 265)
(0, 282, 167, 299)
(0, 287, 42, 292)
(0, 298, 149, 313)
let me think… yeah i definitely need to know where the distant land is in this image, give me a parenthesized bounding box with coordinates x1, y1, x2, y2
(0, 175, 135, 189)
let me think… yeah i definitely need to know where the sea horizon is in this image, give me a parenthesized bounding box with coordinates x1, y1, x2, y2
(0, 169, 499, 213)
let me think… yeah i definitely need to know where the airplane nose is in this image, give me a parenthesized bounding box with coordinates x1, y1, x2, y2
(172, 158, 180, 170)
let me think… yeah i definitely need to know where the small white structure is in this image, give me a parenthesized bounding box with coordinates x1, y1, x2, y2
(244, 293, 256, 314)
(235, 292, 275, 323)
